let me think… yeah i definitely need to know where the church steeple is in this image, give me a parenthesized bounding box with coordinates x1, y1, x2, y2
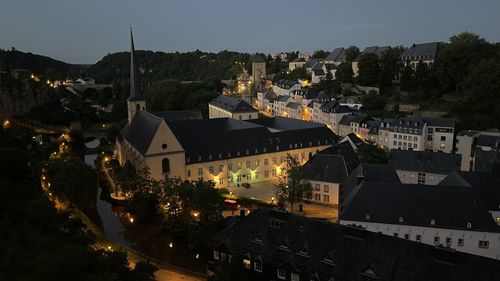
(127, 27, 146, 124)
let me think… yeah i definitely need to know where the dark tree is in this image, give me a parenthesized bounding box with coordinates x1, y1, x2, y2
(357, 53, 381, 86)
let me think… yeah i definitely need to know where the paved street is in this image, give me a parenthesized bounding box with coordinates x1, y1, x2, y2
(227, 181, 338, 222)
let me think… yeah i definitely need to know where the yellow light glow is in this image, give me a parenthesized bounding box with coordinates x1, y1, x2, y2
(169, 242, 173, 248)
(2, 119, 10, 129)
(129, 217, 134, 223)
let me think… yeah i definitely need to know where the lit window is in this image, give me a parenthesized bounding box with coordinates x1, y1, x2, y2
(243, 259, 251, 269)
(213, 250, 220, 260)
(198, 168, 203, 176)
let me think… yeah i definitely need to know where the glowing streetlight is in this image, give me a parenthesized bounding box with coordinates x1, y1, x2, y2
(129, 217, 134, 223)
(169, 242, 173, 248)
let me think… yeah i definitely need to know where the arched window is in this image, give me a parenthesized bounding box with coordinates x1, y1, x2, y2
(162, 158, 170, 173)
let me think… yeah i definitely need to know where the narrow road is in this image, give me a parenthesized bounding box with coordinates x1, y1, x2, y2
(99, 158, 205, 281)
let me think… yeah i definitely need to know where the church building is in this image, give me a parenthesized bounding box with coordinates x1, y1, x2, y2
(116, 30, 338, 188)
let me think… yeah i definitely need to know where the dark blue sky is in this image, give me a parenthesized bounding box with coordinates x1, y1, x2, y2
(1, 0, 499, 64)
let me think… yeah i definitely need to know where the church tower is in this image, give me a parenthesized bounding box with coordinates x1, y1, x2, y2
(127, 27, 146, 124)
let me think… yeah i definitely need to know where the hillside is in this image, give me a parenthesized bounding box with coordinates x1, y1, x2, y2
(0, 49, 81, 79)
(86, 49, 252, 83)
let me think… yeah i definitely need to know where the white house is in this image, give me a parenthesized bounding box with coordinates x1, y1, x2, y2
(272, 79, 301, 96)
(209, 95, 259, 120)
(340, 181, 500, 260)
(388, 150, 462, 185)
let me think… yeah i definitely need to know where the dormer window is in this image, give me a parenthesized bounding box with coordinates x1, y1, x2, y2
(277, 269, 286, 280)
(209, 154, 212, 160)
(218, 153, 222, 159)
(246, 149, 249, 155)
(255, 148, 258, 153)
(198, 156, 201, 161)
(186, 157, 190, 163)
(467, 222, 472, 229)
(431, 219, 436, 226)
(321, 253, 335, 265)
(278, 241, 290, 251)
(237, 151, 240, 156)
(297, 247, 310, 257)
(399, 217, 404, 223)
(365, 214, 371, 220)
(263, 147, 267, 153)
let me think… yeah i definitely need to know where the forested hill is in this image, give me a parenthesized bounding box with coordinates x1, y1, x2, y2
(0, 49, 82, 79)
(86, 49, 252, 83)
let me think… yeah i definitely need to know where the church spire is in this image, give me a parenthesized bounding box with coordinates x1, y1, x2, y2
(128, 27, 143, 101)
(127, 27, 146, 124)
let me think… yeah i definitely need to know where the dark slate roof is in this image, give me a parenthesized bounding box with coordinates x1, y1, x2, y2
(263, 90, 277, 100)
(389, 150, 461, 174)
(318, 141, 360, 173)
(209, 208, 500, 281)
(341, 181, 500, 233)
(303, 154, 349, 183)
(209, 95, 257, 113)
(439, 171, 472, 187)
(119, 160, 136, 179)
(344, 133, 364, 146)
(275, 95, 291, 103)
(320, 101, 352, 114)
(401, 42, 443, 61)
(457, 171, 500, 212)
(354, 46, 390, 62)
(119, 111, 163, 155)
(166, 117, 338, 164)
(476, 134, 500, 148)
(339, 115, 356, 126)
(312, 69, 325, 76)
(427, 117, 456, 128)
(152, 110, 202, 122)
(275, 79, 300, 89)
(292, 88, 319, 100)
(359, 163, 401, 183)
(325, 47, 346, 62)
(380, 116, 426, 134)
(304, 58, 324, 69)
(286, 102, 301, 109)
(339, 114, 371, 126)
(473, 148, 500, 173)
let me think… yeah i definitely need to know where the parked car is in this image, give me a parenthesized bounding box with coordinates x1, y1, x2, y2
(224, 199, 241, 210)
(242, 183, 251, 189)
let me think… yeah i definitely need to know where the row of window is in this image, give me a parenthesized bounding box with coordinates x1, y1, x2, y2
(394, 134, 419, 142)
(313, 184, 330, 193)
(186, 142, 325, 163)
(312, 193, 330, 203)
(393, 141, 418, 149)
(393, 233, 490, 249)
(214, 250, 299, 281)
(188, 169, 286, 183)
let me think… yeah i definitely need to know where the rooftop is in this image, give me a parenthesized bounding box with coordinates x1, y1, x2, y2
(209, 208, 500, 281)
(209, 95, 258, 113)
(341, 181, 500, 233)
(389, 150, 461, 174)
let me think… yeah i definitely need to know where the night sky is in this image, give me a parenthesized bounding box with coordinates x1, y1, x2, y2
(1, 0, 499, 64)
